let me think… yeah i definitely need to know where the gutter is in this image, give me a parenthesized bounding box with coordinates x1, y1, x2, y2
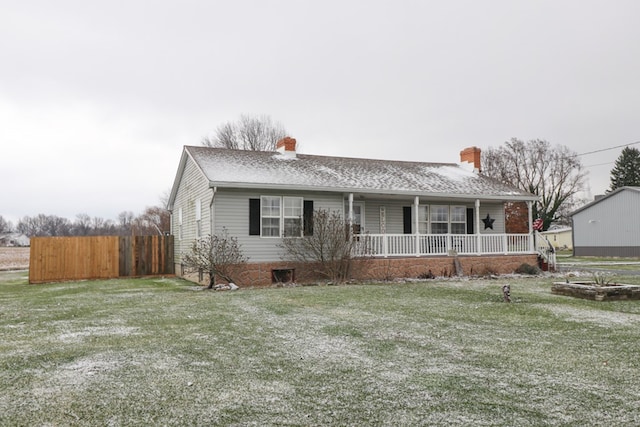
(209, 181, 538, 202)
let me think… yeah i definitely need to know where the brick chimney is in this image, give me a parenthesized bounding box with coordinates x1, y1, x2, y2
(460, 146, 481, 173)
(276, 137, 297, 157)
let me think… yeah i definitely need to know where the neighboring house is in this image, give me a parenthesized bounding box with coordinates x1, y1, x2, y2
(540, 226, 573, 250)
(571, 186, 640, 257)
(167, 138, 541, 286)
(0, 233, 30, 247)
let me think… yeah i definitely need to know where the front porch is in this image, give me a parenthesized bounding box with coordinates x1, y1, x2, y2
(355, 233, 533, 257)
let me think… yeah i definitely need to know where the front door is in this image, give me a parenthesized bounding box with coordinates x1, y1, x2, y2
(349, 202, 364, 234)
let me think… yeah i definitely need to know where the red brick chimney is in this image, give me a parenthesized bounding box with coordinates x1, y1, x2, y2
(460, 146, 481, 173)
(276, 137, 297, 157)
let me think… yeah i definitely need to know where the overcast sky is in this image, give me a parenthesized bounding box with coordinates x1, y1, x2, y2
(2, 0, 639, 225)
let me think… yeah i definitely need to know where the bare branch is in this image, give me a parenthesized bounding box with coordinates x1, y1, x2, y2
(182, 229, 248, 288)
(482, 138, 587, 230)
(202, 114, 287, 151)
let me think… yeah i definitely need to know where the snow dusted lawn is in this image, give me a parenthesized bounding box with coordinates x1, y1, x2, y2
(0, 247, 29, 271)
(1, 273, 640, 426)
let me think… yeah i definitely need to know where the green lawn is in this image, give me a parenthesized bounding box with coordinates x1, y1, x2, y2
(2, 271, 640, 426)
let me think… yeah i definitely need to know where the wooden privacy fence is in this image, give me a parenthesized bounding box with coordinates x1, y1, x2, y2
(29, 235, 174, 284)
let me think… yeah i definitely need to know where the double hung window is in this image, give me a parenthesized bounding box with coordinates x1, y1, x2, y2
(283, 197, 303, 237)
(450, 206, 466, 234)
(260, 196, 303, 237)
(430, 205, 449, 234)
(418, 206, 429, 234)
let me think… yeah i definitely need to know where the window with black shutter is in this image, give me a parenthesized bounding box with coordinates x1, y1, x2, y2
(304, 200, 314, 236)
(249, 198, 260, 236)
(403, 206, 412, 234)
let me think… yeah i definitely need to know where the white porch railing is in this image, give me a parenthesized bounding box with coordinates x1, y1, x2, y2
(534, 231, 557, 270)
(354, 233, 534, 257)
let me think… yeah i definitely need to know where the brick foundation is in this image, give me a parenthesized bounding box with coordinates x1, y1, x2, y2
(175, 254, 538, 287)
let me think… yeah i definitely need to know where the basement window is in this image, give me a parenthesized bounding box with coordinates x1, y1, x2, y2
(272, 268, 295, 284)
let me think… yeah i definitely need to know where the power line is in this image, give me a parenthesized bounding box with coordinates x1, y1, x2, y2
(584, 161, 614, 168)
(577, 141, 640, 156)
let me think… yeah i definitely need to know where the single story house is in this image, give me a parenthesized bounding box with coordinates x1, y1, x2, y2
(0, 233, 30, 247)
(540, 226, 572, 250)
(571, 186, 640, 257)
(167, 138, 543, 286)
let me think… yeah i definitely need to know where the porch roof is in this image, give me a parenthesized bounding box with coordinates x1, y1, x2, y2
(183, 146, 537, 202)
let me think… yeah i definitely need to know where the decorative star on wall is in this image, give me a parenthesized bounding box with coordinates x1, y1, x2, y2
(482, 213, 495, 230)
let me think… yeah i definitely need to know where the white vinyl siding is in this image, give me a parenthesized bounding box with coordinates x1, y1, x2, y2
(170, 156, 213, 263)
(214, 190, 343, 262)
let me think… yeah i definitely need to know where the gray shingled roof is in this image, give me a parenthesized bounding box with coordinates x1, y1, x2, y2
(184, 146, 536, 200)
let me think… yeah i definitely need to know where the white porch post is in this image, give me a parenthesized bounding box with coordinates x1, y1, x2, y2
(414, 196, 420, 256)
(528, 200, 534, 252)
(475, 199, 481, 255)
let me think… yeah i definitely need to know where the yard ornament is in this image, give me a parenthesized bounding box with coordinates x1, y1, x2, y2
(482, 213, 495, 230)
(502, 284, 511, 303)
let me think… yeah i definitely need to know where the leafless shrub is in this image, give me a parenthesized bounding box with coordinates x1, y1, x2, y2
(182, 229, 248, 289)
(279, 209, 371, 283)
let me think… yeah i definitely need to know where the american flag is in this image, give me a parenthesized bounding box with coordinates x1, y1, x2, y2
(533, 218, 543, 231)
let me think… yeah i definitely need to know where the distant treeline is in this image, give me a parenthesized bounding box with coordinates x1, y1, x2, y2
(0, 206, 170, 237)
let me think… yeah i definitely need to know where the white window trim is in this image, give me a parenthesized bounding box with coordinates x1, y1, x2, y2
(430, 205, 449, 234)
(450, 205, 466, 235)
(195, 199, 202, 238)
(260, 196, 281, 238)
(418, 205, 429, 234)
(283, 196, 304, 238)
(259, 196, 304, 238)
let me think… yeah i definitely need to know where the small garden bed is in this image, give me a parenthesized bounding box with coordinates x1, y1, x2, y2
(552, 281, 640, 301)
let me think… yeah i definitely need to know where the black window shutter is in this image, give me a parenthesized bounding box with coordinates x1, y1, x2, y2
(403, 206, 412, 234)
(249, 198, 260, 236)
(303, 200, 314, 236)
(466, 208, 474, 234)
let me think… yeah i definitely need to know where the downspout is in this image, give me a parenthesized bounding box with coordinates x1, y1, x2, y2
(210, 186, 217, 235)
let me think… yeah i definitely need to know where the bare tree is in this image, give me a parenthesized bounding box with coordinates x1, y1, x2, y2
(73, 213, 92, 236)
(279, 209, 370, 283)
(482, 138, 587, 230)
(201, 114, 287, 151)
(182, 229, 248, 289)
(16, 214, 68, 236)
(136, 205, 171, 235)
(0, 215, 13, 234)
(117, 211, 135, 236)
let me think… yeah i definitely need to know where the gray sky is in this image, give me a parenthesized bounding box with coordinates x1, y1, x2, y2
(2, 0, 639, 225)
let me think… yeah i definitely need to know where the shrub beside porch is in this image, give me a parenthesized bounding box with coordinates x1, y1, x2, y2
(177, 254, 538, 287)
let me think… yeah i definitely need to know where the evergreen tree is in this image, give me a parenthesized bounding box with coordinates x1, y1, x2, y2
(609, 146, 640, 191)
